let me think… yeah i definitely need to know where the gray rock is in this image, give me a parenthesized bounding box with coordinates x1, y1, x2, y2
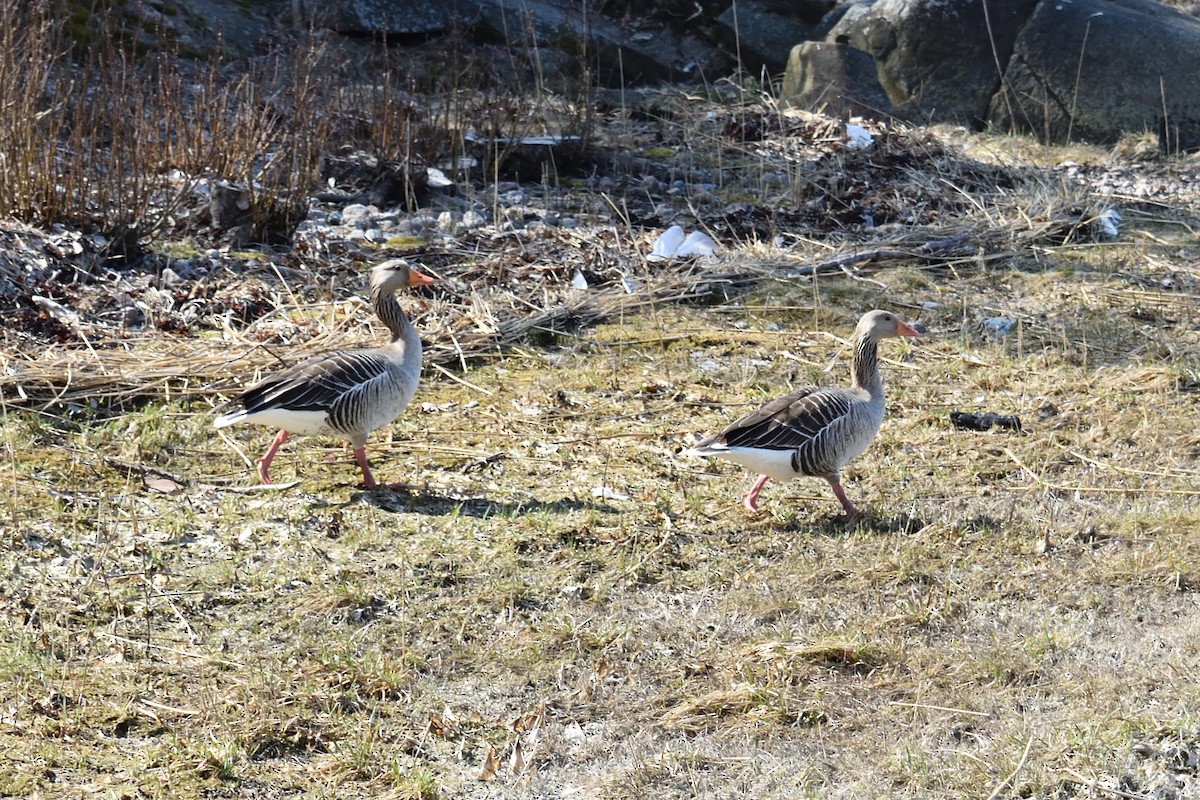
(780, 41, 892, 119)
(715, 0, 817, 76)
(989, 0, 1200, 148)
(471, 0, 692, 85)
(301, 0, 476, 35)
(827, 0, 1039, 127)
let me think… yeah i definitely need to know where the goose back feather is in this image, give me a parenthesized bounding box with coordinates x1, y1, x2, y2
(685, 310, 917, 518)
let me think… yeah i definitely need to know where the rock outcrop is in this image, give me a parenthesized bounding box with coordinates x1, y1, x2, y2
(989, 0, 1200, 148)
(782, 0, 1200, 149)
(70, 0, 1200, 149)
(823, 0, 1039, 127)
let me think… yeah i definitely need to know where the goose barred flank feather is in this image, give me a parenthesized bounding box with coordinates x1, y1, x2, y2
(685, 310, 917, 519)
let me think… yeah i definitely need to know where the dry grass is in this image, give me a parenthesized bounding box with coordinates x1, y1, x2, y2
(2, 103, 1200, 798)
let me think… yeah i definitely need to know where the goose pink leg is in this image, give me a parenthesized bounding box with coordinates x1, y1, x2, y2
(353, 447, 413, 492)
(742, 474, 771, 512)
(353, 447, 380, 490)
(256, 429, 289, 484)
(829, 481, 861, 523)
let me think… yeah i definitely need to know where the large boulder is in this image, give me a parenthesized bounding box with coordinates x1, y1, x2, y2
(780, 0, 1200, 149)
(306, 0, 477, 35)
(713, 0, 824, 77)
(824, 0, 1039, 127)
(780, 41, 891, 119)
(470, 0, 703, 85)
(989, 0, 1200, 148)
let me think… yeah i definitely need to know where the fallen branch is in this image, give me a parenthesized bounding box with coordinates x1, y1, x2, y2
(781, 234, 973, 278)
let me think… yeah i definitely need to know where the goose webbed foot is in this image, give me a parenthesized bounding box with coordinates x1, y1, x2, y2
(741, 474, 771, 513)
(255, 430, 290, 485)
(354, 447, 412, 492)
(829, 481, 861, 524)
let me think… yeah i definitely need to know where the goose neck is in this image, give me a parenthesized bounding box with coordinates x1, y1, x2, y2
(851, 335, 883, 395)
(372, 288, 417, 347)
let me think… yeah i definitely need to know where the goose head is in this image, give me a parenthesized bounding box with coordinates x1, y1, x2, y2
(371, 259, 435, 294)
(856, 309, 919, 340)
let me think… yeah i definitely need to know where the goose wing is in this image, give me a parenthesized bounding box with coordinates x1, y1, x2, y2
(241, 349, 394, 413)
(704, 387, 856, 451)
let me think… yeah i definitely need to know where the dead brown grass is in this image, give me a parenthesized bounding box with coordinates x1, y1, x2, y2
(2, 101, 1200, 799)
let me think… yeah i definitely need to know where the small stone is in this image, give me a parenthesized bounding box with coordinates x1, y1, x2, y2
(982, 316, 1015, 339)
(340, 203, 373, 226)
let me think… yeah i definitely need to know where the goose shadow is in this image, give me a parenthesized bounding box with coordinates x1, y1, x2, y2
(352, 488, 617, 517)
(777, 510, 929, 536)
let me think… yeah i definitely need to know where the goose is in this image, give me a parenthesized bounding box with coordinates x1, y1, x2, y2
(685, 310, 918, 520)
(214, 259, 434, 489)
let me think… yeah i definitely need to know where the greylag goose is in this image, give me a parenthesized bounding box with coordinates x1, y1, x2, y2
(214, 259, 434, 489)
(685, 310, 918, 520)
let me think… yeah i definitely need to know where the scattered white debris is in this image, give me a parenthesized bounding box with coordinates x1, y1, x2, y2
(846, 122, 874, 149)
(649, 225, 685, 261)
(425, 166, 453, 188)
(647, 225, 718, 261)
(1097, 208, 1121, 238)
(592, 486, 630, 501)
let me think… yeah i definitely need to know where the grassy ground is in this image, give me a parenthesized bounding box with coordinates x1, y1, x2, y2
(3, 162, 1200, 797)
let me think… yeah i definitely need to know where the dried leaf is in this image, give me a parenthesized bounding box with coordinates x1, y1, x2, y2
(511, 702, 545, 733)
(509, 739, 525, 775)
(478, 746, 500, 781)
(145, 475, 183, 493)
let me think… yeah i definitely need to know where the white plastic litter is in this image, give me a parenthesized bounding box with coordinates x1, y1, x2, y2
(1097, 208, 1121, 238)
(425, 167, 453, 187)
(648, 225, 686, 261)
(846, 123, 874, 149)
(647, 225, 717, 261)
